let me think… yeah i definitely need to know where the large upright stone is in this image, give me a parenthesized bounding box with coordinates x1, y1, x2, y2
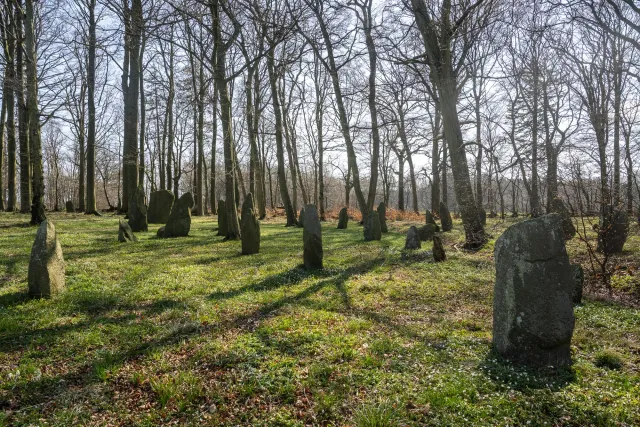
(241, 194, 260, 255)
(65, 200, 74, 213)
(598, 205, 629, 254)
(160, 192, 194, 238)
(303, 205, 323, 269)
(425, 210, 440, 232)
(551, 197, 576, 240)
(378, 202, 388, 233)
(337, 207, 349, 229)
(297, 208, 305, 228)
(493, 214, 575, 367)
(118, 218, 138, 242)
(433, 236, 446, 262)
(405, 226, 421, 250)
(148, 190, 175, 224)
(128, 185, 148, 232)
(439, 202, 452, 232)
(418, 224, 436, 241)
(217, 200, 228, 236)
(28, 220, 65, 298)
(363, 211, 382, 241)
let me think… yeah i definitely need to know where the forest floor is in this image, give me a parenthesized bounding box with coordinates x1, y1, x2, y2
(0, 212, 639, 426)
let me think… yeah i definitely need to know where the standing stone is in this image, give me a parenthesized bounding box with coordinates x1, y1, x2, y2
(551, 197, 576, 240)
(118, 218, 138, 242)
(297, 208, 305, 228)
(405, 226, 421, 250)
(28, 220, 65, 297)
(425, 210, 440, 232)
(418, 224, 436, 241)
(478, 207, 487, 226)
(148, 190, 175, 224)
(432, 236, 446, 262)
(378, 202, 388, 233)
(217, 200, 228, 236)
(493, 214, 575, 367)
(363, 211, 382, 241)
(572, 264, 584, 305)
(303, 204, 323, 269)
(597, 205, 629, 254)
(65, 200, 74, 213)
(160, 192, 194, 238)
(241, 193, 260, 255)
(439, 202, 453, 232)
(128, 185, 148, 232)
(337, 207, 349, 229)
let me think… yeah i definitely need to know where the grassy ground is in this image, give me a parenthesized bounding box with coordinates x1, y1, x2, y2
(0, 211, 638, 426)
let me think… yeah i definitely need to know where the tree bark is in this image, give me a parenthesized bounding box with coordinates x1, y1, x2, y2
(86, 0, 97, 213)
(16, 2, 31, 214)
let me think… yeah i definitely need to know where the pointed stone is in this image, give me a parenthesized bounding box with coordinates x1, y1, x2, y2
(378, 202, 388, 233)
(128, 184, 148, 232)
(65, 200, 74, 213)
(439, 202, 452, 232)
(426, 210, 440, 232)
(405, 226, 421, 250)
(160, 192, 194, 238)
(303, 205, 323, 269)
(241, 193, 260, 255)
(337, 207, 349, 229)
(118, 218, 138, 242)
(432, 235, 446, 262)
(148, 190, 175, 224)
(28, 220, 65, 298)
(363, 211, 381, 241)
(217, 200, 227, 236)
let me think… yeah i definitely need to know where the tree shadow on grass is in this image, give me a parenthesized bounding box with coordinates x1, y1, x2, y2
(479, 349, 576, 391)
(0, 290, 29, 307)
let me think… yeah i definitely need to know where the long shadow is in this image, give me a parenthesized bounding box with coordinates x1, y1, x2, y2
(0, 290, 29, 307)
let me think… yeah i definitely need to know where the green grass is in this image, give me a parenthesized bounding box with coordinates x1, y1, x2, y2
(0, 212, 638, 425)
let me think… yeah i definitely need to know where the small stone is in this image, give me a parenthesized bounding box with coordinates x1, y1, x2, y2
(118, 218, 138, 242)
(241, 194, 260, 255)
(363, 211, 381, 241)
(405, 226, 421, 250)
(426, 210, 440, 232)
(28, 220, 65, 298)
(337, 207, 348, 229)
(217, 200, 228, 236)
(378, 202, 388, 233)
(128, 185, 148, 232)
(147, 190, 175, 224)
(157, 226, 165, 238)
(303, 205, 323, 269)
(418, 224, 436, 241)
(65, 200, 74, 213)
(160, 192, 194, 238)
(432, 236, 446, 262)
(439, 202, 453, 232)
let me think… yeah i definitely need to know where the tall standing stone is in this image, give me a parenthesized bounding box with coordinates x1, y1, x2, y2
(65, 200, 74, 213)
(378, 202, 388, 233)
(28, 220, 65, 297)
(493, 214, 575, 367)
(551, 197, 576, 240)
(128, 184, 148, 232)
(439, 202, 452, 232)
(217, 200, 228, 237)
(297, 207, 305, 228)
(337, 207, 349, 229)
(303, 204, 323, 269)
(597, 205, 629, 254)
(433, 236, 446, 262)
(363, 211, 382, 241)
(148, 190, 175, 224)
(241, 194, 260, 255)
(160, 192, 194, 238)
(405, 226, 421, 250)
(426, 210, 440, 232)
(118, 218, 138, 242)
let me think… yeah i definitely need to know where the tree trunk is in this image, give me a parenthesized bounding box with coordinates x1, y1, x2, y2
(16, 2, 31, 214)
(210, 86, 218, 215)
(138, 37, 146, 187)
(86, 0, 97, 213)
(431, 105, 440, 214)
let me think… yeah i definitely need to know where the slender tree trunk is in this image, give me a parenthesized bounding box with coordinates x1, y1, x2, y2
(210, 87, 218, 214)
(138, 37, 146, 187)
(431, 106, 440, 214)
(16, 2, 31, 214)
(397, 153, 405, 211)
(86, 0, 97, 213)
(612, 41, 622, 204)
(362, 5, 380, 212)
(0, 85, 5, 211)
